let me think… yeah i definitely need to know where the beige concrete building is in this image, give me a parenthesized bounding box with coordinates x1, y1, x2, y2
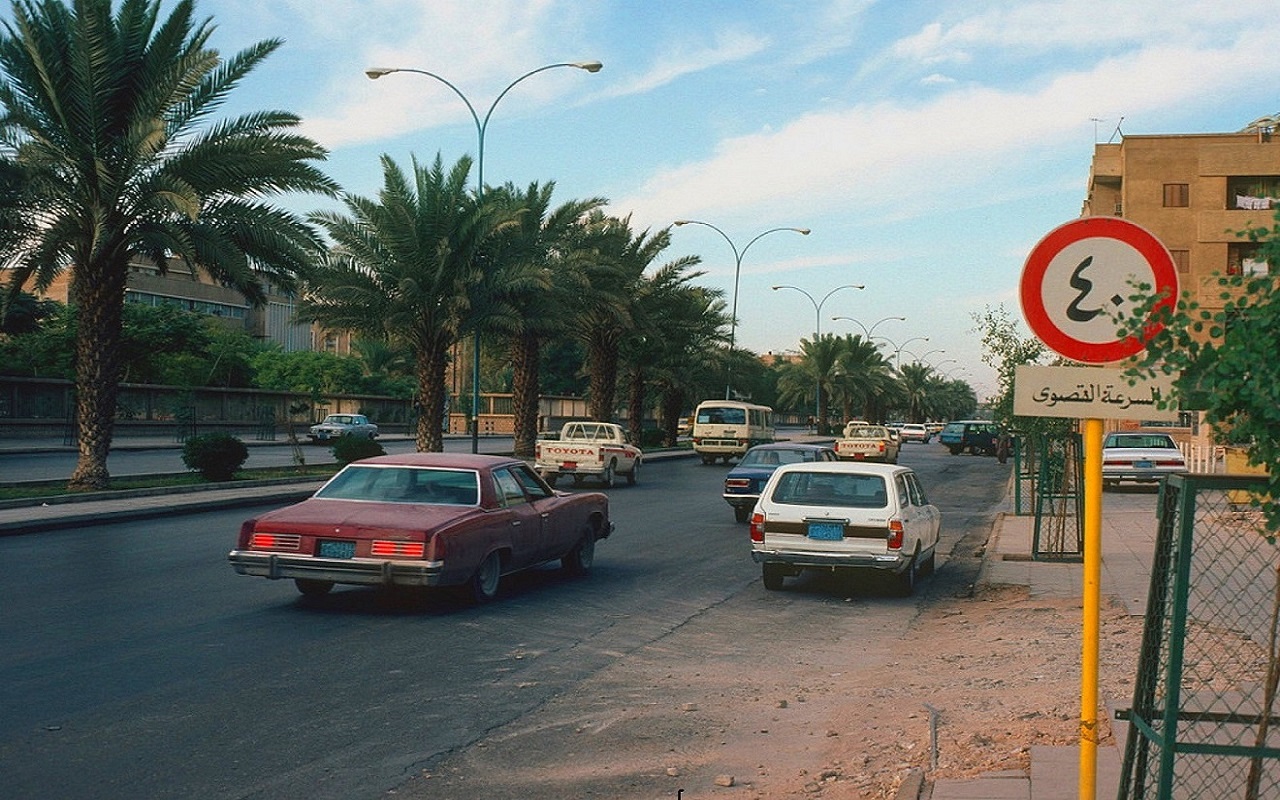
(1083, 123, 1280, 314)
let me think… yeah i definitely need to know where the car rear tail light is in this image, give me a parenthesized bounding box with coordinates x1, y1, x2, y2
(249, 532, 301, 550)
(371, 540, 426, 558)
(1156, 459, 1185, 467)
(750, 512, 766, 542)
(725, 478, 750, 489)
(887, 520, 904, 550)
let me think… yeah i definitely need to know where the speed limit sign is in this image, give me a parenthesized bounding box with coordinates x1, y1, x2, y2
(1019, 217, 1179, 363)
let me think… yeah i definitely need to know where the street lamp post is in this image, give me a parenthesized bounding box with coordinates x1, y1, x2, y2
(366, 61, 602, 453)
(673, 220, 809, 400)
(771, 284, 864, 431)
(878, 335, 930, 371)
(830, 315, 904, 342)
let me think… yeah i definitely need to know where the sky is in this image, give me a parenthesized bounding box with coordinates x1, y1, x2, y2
(17, 0, 1280, 400)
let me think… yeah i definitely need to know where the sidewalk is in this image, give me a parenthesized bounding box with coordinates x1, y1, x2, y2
(926, 502, 1158, 800)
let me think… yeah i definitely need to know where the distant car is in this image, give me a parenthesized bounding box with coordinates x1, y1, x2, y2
(749, 461, 941, 596)
(1102, 432, 1188, 490)
(899, 423, 932, 443)
(308, 414, 378, 442)
(939, 420, 1002, 456)
(228, 453, 612, 603)
(722, 442, 839, 523)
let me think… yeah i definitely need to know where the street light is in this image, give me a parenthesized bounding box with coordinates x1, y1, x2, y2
(932, 358, 959, 372)
(877, 335, 930, 370)
(366, 61, 602, 453)
(830, 315, 904, 342)
(673, 220, 810, 400)
(771, 283, 864, 430)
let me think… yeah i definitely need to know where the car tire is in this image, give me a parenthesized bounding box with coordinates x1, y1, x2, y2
(734, 505, 750, 523)
(897, 551, 919, 597)
(921, 549, 936, 576)
(762, 563, 786, 591)
(948, 446, 962, 455)
(602, 461, 616, 488)
(701, 455, 715, 465)
(295, 578, 334, 596)
(626, 460, 639, 486)
(469, 550, 502, 603)
(561, 530, 596, 575)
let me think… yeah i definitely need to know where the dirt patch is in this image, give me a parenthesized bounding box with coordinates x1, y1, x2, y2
(392, 582, 1143, 800)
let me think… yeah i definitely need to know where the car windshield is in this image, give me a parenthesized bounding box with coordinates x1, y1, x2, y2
(697, 407, 746, 425)
(324, 415, 355, 424)
(741, 448, 813, 467)
(770, 471, 890, 509)
(316, 465, 479, 505)
(1105, 434, 1176, 449)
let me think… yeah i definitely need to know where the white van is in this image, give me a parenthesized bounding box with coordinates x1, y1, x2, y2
(692, 400, 775, 464)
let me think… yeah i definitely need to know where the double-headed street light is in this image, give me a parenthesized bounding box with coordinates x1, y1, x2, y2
(899, 348, 945, 366)
(366, 61, 602, 453)
(831, 315, 905, 342)
(771, 283, 864, 430)
(877, 335, 930, 371)
(673, 220, 810, 400)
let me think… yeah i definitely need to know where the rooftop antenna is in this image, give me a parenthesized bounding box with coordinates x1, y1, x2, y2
(1091, 117, 1103, 143)
(1108, 116, 1125, 144)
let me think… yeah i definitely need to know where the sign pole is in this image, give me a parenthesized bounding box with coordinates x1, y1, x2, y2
(1079, 417, 1104, 800)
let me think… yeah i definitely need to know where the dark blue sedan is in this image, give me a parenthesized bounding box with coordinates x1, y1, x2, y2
(722, 442, 839, 522)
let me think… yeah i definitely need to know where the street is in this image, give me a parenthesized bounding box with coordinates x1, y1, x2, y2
(0, 443, 1009, 799)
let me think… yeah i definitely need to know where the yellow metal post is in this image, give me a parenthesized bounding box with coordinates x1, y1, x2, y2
(1079, 417, 1103, 799)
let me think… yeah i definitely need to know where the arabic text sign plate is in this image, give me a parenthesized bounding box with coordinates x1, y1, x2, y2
(1019, 217, 1179, 364)
(1013, 365, 1178, 421)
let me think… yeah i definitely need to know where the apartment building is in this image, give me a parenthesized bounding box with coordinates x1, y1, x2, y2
(1082, 122, 1280, 314)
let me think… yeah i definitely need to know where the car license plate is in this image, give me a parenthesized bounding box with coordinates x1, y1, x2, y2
(1135, 460, 1153, 469)
(807, 522, 844, 541)
(319, 540, 355, 559)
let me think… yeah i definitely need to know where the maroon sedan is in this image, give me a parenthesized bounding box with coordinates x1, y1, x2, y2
(228, 453, 612, 603)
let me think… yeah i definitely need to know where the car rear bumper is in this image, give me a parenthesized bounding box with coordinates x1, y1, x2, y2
(723, 493, 759, 509)
(1103, 469, 1184, 483)
(750, 548, 907, 572)
(228, 551, 443, 587)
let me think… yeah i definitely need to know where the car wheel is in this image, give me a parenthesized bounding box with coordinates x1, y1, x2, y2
(626, 460, 639, 486)
(897, 552, 919, 597)
(470, 551, 502, 603)
(561, 529, 596, 575)
(762, 563, 786, 591)
(948, 446, 962, 456)
(921, 549, 936, 576)
(734, 505, 750, 523)
(295, 578, 334, 596)
(701, 455, 715, 465)
(602, 461, 616, 488)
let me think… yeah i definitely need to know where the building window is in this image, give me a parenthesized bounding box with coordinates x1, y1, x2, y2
(1227, 242, 1272, 276)
(1169, 249, 1190, 273)
(1228, 176, 1280, 210)
(1162, 183, 1189, 207)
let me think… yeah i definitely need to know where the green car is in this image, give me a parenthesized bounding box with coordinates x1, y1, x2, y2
(938, 420, 1002, 456)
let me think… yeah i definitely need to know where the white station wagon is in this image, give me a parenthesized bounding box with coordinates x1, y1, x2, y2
(749, 461, 941, 595)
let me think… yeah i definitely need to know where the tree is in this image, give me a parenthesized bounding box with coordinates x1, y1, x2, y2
(0, 0, 337, 490)
(300, 154, 515, 452)
(482, 182, 606, 457)
(829, 333, 896, 422)
(777, 334, 846, 434)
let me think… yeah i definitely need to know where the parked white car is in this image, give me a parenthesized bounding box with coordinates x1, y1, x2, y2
(749, 461, 941, 595)
(307, 414, 379, 442)
(1102, 432, 1187, 489)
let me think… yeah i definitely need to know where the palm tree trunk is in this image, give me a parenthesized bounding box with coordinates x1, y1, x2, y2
(510, 332, 541, 458)
(626, 366, 645, 447)
(67, 270, 126, 491)
(587, 336, 618, 422)
(414, 342, 450, 452)
(660, 387, 684, 447)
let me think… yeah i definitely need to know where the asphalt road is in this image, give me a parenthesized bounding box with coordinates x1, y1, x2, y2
(0, 442, 1008, 799)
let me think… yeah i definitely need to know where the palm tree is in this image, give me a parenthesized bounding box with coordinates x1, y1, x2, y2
(481, 182, 606, 457)
(828, 333, 896, 423)
(897, 362, 935, 422)
(777, 334, 848, 434)
(572, 213, 673, 422)
(0, 0, 337, 490)
(300, 154, 514, 452)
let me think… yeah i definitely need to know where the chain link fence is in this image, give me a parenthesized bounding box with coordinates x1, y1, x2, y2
(1120, 473, 1280, 799)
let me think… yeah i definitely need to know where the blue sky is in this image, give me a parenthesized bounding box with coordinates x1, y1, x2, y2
(23, 1, 1280, 398)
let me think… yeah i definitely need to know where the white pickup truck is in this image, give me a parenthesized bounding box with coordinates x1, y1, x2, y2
(834, 421, 900, 463)
(535, 421, 642, 488)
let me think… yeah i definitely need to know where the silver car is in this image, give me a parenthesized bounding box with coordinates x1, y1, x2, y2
(749, 461, 941, 595)
(307, 414, 379, 442)
(1101, 432, 1186, 489)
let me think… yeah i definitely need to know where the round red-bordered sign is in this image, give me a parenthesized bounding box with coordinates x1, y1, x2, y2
(1019, 217, 1178, 363)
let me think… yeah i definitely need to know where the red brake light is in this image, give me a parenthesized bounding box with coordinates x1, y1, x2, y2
(250, 532, 301, 550)
(750, 512, 765, 542)
(371, 540, 425, 558)
(887, 520, 904, 550)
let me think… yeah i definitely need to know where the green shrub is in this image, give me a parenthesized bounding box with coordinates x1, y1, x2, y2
(181, 433, 249, 481)
(332, 435, 385, 466)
